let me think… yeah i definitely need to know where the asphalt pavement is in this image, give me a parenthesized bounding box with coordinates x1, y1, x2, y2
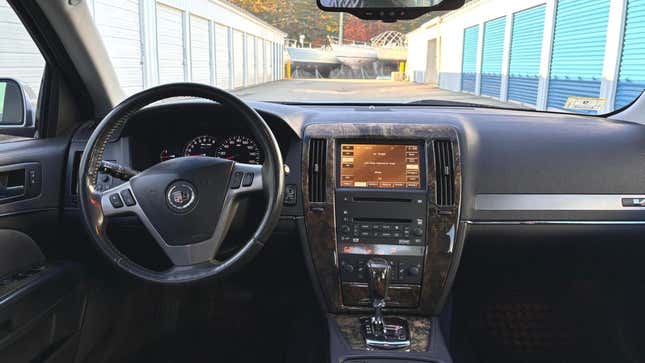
(234, 79, 528, 109)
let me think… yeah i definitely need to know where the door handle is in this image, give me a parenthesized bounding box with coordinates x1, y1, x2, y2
(0, 162, 41, 204)
(0, 185, 25, 200)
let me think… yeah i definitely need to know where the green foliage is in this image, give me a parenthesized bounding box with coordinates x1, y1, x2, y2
(228, 0, 437, 44)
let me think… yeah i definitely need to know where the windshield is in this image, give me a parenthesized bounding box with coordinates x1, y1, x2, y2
(88, 0, 644, 115)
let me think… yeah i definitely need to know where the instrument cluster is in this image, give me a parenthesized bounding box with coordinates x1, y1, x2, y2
(159, 134, 264, 165)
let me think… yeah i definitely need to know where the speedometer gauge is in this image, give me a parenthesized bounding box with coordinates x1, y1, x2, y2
(215, 136, 263, 164)
(184, 135, 217, 157)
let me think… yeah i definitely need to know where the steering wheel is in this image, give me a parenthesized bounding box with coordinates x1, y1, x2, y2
(78, 83, 284, 284)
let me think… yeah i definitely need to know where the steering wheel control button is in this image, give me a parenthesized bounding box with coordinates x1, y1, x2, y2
(242, 172, 254, 187)
(109, 194, 124, 208)
(230, 171, 244, 189)
(120, 189, 136, 206)
(166, 181, 197, 213)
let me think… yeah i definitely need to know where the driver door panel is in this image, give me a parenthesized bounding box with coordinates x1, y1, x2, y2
(0, 137, 86, 363)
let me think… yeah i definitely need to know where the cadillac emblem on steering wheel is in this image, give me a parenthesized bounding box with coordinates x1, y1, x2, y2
(166, 181, 197, 213)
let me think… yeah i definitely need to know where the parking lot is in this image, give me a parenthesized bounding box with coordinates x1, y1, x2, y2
(235, 79, 527, 108)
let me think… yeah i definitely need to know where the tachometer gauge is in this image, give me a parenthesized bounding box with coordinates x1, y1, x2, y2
(184, 135, 218, 157)
(215, 136, 263, 164)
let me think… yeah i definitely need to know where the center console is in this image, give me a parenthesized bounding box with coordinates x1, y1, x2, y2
(301, 123, 462, 360)
(335, 141, 428, 307)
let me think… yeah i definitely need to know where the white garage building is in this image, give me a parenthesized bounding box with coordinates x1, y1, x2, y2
(89, 0, 286, 95)
(407, 0, 645, 114)
(0, 0, 286, 98)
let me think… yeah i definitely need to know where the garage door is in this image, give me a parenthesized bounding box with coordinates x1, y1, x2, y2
(508, 5, 546, 106)
(246, 34, 256, 86)
(257, 39, 265, 83)
(92, 0, 143, 95)
(461, 25, 479, 93)
(266, 40, 274, 82)
(214, 24, 231, 89)
(547, 0, 610, 112)
(190, 15, 211, 85)
(156, 3, 185, 84)
(480, 17, 506, 98)
(0, 1, 46, 96)
(232, 30, 244, 88)
(615, 0, 645, 109)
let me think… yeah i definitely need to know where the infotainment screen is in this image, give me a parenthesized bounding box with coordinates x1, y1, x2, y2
(339, 143, 422, 189)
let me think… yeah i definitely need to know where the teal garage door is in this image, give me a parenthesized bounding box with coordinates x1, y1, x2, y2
(508, 5, 546, 106)
(615, 0, 645, 109)
(547, 0, 610, 112)
(461, 25, 479, 93)
(481, 17, 506, 97)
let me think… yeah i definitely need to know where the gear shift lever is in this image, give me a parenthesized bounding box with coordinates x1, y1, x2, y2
(360, 258, 411, 350)
(367, 258, 390, 335)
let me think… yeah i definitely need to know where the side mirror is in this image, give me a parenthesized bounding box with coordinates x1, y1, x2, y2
(317, 0, 465, 22)
(0, 78, 36, 128)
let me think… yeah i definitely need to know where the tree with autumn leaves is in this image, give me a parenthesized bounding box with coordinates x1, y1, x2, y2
(228, 0, 434, 44)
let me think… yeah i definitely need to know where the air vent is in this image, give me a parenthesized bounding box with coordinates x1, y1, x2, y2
(308, 139, 327, 202)
(433, 140, 455, 206)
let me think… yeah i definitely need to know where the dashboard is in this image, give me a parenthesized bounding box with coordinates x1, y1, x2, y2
(65, 99, 645, 317)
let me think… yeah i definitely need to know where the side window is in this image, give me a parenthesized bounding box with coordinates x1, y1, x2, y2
(0, 0, 45, 136)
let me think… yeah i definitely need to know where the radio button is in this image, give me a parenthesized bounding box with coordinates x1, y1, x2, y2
(359, 224, 371, 230)
(381, 232, 393, 238)
(382, 225, 392, 231)
(360, 231, 370, 237)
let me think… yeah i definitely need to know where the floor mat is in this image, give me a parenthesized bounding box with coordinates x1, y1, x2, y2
(458, 283, 621, 363)
(474, 292, 577, 363)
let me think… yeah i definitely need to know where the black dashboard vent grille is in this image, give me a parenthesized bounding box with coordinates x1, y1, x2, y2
(308, 138, 327, 202)
(434, 140, 455, 206)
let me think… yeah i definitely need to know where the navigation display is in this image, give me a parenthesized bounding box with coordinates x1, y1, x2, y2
(339, 143, 422, 189)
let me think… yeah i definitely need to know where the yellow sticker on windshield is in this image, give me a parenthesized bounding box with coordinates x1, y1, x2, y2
(564, 97, 607, 112)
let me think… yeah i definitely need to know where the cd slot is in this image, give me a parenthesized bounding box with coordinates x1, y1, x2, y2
(352, 197, 413, 203)
(353, 217, 412, 224)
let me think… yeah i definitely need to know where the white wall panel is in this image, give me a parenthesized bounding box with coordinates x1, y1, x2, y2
(93, 0, 144, 95)
(190, 14, 211, 85)
(0, 1, 45, 96)
(246, 34, 256, 86)
(232, 30, 244, 88)
(214, 24, 231, 89)
(156, 3, 185, 84)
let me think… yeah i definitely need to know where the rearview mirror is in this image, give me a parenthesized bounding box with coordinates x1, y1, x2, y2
(0, 78, 36, 127)
(317, 0, 465, 21)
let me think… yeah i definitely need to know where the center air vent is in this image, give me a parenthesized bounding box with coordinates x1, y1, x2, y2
(308, 139, 327, 202)
(433, 140, 455, 206)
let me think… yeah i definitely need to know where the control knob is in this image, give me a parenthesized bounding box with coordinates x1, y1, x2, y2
(408, 266, 420, 277)
(413, 227, 423, 237)
(342, 262, 354, 273)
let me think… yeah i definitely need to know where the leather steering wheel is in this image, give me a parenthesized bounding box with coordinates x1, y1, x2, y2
(78, 83, 284, 284)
